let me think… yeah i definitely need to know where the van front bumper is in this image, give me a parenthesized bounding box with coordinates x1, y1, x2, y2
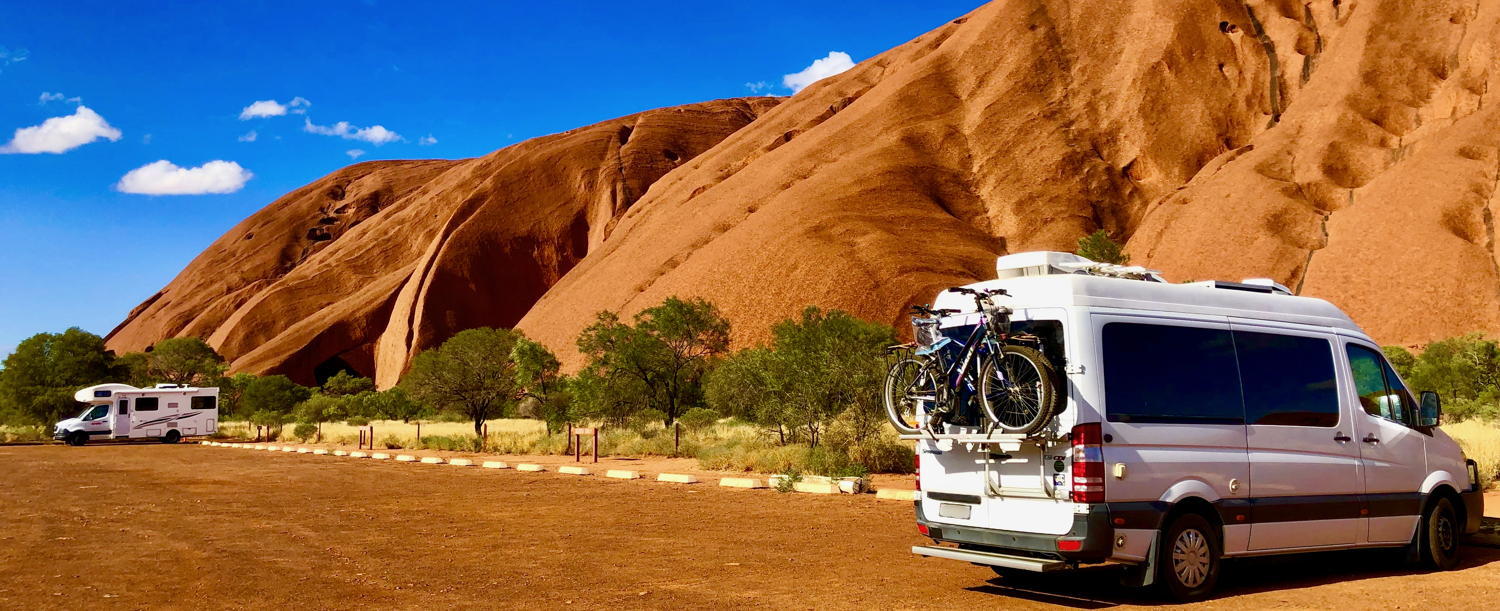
(915, 502, 1114, 563)
(1461, 487, 1484, 535)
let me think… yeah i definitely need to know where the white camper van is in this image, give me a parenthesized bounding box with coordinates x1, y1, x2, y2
(54, 383, 219, 445)
(892, 252, 1483, 601)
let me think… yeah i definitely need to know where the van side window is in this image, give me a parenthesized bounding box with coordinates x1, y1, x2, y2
(135, 397, 159, 411)
(1346, 344, 1414, 425)
(1235, 331, 1339, 427)
(191, 396, 216, 410)
(86, 405, 108, 420)
(1103, 323, 1244, 424)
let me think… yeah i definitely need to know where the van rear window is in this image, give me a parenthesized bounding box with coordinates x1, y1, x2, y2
(135, 397, 159, 411)
(1103, 323, 1244, 424)
(191, 396, 216, 410)
(1235, 331, 1339, 427)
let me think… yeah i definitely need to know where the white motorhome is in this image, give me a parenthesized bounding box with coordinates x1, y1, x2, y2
(54, 383, 219, 445)
(906, 252, 1483, 600)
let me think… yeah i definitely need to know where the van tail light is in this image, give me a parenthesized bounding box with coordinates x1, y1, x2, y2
(1070, 422, 1105, 503)
(914, 451, 921, 491)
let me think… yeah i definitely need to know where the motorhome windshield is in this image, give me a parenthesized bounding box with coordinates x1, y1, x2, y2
(78, 405, 106, 420)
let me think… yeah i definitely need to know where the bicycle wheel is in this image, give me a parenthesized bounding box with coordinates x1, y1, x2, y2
(978, 345, 1060, 434)
(884, 357, 944, 434)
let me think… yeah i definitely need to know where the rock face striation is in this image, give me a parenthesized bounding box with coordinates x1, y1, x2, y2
(110, 0, 1500, 384)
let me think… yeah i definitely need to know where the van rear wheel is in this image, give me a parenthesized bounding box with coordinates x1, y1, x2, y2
(162, 430, 181, 444)
(1157, 512, 1220, 602)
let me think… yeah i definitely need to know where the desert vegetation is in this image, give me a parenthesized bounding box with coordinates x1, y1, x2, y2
(8, 296, 1500, 482)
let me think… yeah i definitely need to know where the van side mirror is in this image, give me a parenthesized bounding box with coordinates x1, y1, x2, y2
(1418, 391, 1441, 427)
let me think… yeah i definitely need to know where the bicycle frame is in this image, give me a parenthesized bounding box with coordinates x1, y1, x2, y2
(925, 316, 1002, 397)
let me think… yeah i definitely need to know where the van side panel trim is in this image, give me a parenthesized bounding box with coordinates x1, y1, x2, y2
(1108, 492, 1424, 530)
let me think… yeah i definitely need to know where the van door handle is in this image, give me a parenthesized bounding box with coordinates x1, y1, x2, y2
(1334, 432, 1351, 442)
(1362, 434, 1380, 444)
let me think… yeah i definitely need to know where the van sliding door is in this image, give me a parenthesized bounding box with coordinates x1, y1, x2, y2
(1233, 321, 1361, 550)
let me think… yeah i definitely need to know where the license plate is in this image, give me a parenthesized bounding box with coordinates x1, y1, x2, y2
(938, 503, 971, 520)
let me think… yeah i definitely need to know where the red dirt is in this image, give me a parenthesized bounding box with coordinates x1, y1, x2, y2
(3, 444, 1498, 609)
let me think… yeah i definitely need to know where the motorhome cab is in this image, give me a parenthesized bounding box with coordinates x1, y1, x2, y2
(910, 252, 1483, 600)
(54, 383, 219, 445)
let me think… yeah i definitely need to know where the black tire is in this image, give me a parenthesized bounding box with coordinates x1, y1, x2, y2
(978, 345, 1060, 434)
(1157, 512, 1221, 602)
(163, 430, 181, 444)
(67, 431, 87, 447)
(1419, 496, 1461, 571)
(883, 358, 943, 434)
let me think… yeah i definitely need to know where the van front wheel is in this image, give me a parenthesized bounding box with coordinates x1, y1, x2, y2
(1419, 496, 1461, 571)
(66, 431, 87, 447)
(1157, 512, 1220, 602)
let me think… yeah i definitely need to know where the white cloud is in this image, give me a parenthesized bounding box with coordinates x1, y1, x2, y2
(116, 160, 253, 195)
(238, 130, 258, 142)
(0, 105, 122, 154)
(418, 134, 437, 146)
(239, 97, 310, 120)
(744, 81, 770, 94)
(345, 149, 365, 159)
(39, 91, 81, 104)
(783, 51, 856, 94)
(303, 118, 402, 145)
(0, 46, 27, 71)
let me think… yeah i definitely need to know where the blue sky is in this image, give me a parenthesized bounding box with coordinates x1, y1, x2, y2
(0, 0, 981, 359)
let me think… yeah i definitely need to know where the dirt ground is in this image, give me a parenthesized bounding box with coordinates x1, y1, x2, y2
(3, 445, 1499, 609)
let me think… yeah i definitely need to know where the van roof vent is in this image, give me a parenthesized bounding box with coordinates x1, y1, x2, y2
(1184, 279, 1293, 295)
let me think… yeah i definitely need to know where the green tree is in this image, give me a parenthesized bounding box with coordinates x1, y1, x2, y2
(349, 388, 426, 423)
(241, 375, 311, 438)
(321, 370, 374, 396)
(512, 337, 571, 433)
(295, 393, 348, 424)
(216, 372, 259, 418)
(1076, 229, 1130, 265)
(401, 328, 520, 436)
(113, 351, 152, 387)
(576, 297, 730, 426)
(145, 337, 226, 385)
(707, 307, 894, 446)
(0, 328, 118, 425)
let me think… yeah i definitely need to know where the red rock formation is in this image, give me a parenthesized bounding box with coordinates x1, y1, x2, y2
(113, 0, 1500, 383)
(106, 98, 781, 386)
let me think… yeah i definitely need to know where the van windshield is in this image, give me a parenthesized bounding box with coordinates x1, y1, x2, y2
(78, 405, 106, 420)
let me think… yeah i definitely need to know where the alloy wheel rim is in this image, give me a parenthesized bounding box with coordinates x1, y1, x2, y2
(1172, 528, 1210, 588)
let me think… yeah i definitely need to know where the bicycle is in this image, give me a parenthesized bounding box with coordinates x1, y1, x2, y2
(883, 287, 1060, 435)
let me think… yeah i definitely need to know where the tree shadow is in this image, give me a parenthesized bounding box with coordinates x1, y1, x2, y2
(964, 545, 1500, 608)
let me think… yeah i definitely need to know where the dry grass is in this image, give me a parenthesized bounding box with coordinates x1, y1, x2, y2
(220, 418, 545, 445)
(0, 424, 50, 444)
(1445, 419, 1500, 490)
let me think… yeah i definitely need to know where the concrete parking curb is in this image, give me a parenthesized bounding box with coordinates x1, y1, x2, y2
(657, 473, 699, 484)
(313, 449, 329, 455)
(333, 450, 349, 456)
(793, 481, 839, 494)
(559, 466, 591, 475)
(297, 447, 311, 453)
(280, 447, 296, 453)
(395, 454, 417, 462)
(516, 463, 545, 472)
(482, 461, 510, 469)
(420, 456, 444, 464)
(449, 458, 474, 467)
(371, 453, 390, 460)
(350, 451, 369, 458)
(875, 489, 918, 501)
(605, 470, 640, 479)
(718, 477, 766, 489)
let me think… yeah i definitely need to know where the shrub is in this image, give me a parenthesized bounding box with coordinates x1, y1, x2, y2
(630, 409, 668, 431)
(774, 470, 801, 493)
(418, 435, 481, 452)
(1076, 229, 1129, 264)
(846, 437, 915, 474)
(678, 407, 720, 430)
(293, 422, 318, 442)
(380, 434, 406, 449)
(346, 416, 370, 426)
